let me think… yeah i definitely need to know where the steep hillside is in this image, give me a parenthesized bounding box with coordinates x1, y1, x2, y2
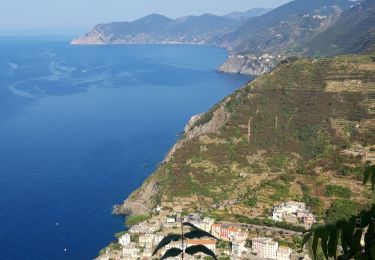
(71, 13, 238, 45)
(295, 0, 375, 56)
(117, 55, 375, 224)
(224, 8, 272, 21)
(216, 0, 354, 54)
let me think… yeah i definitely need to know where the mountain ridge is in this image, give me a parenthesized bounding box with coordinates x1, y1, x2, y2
(72, 0, 374, 76)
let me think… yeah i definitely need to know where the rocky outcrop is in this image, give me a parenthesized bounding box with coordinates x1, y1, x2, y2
(115, 95, 235, 216)
(163, 97, 232, 163)
(113, 177, 160, 216)
(217, 54, 279, 76)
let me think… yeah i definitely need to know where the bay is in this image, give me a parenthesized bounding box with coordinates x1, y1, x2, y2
(0, 36, 249, 259)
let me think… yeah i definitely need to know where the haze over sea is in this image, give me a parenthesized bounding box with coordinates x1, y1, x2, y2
(0, 36, 249, 259)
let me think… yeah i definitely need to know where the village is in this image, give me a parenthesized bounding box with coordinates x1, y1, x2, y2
(98, 201, 315, 260)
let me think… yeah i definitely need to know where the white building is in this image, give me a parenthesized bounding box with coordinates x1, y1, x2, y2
(122, 243, 140, 258)
(252, 237, 278, 260)
(118, 233, 131, 246)
(154, 233, 165, 246)
(272, 209, 284, 222)
(166, 216, 176, 223)
(272, 201, 315, 228)
(232, 240, 248, 256)
(277, 246, 292, 260)
(139, 233, 154, 247)
(200, 217, 214, 232)
(165, 241, 186, 251)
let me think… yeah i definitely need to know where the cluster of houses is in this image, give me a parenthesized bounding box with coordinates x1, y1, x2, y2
(98, 208, 314, 260)
(272, 201, 316, 229)
(252, 237, 292, 260)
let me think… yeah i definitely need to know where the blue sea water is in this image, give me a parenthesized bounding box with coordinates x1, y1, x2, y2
(0, 36, 249, 260)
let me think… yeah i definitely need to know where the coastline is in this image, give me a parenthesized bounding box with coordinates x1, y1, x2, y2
(70, 38, 276, 77)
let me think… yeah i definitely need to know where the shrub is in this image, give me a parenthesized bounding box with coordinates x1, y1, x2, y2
(325, 199, 359, 224)
(125, 214, 150, 227)
(324, 184, 352, 198)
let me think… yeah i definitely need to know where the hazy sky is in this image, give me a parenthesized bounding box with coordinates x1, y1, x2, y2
(0, 0, 291, 33)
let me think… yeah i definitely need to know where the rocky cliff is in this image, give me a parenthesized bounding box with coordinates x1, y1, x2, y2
(217, 54, 279, 76)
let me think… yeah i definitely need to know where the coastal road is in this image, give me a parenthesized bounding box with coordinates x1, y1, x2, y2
(126, 201, 152, 213)
(218, 221, 303, 236)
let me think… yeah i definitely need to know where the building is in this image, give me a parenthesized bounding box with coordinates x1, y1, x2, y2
(118, 233, 131, 246)
(272, 209, 284, 222)
(272, 201, 316, 228)
(217, 224, 239, 240)
(165, 241, 186, 251)
(301, 213, 316, 229)
(122, 243, 140, 258)
(252, 237, 278, 259)
(277, 246, 292, 260)
(212, 224, 221, 238)
(234, 231, 248, 241)
(139, 233, 154, 247)
(154, 233, 165, 246)
(186, 239, 216, 252)
(166, 216, 176, 224)
(232, 240, 247, 256)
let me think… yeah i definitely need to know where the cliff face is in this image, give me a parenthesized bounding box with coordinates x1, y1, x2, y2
(217, 54, 279, 76)
(116, 54, 375, 218)
(71, 14, 238, 46)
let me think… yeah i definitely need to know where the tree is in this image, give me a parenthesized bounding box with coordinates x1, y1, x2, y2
(303, 164, 375, 259)
(153, 222, 218, 259)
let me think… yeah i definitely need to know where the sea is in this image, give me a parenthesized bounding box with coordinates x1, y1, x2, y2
(0, 36, 249, 260)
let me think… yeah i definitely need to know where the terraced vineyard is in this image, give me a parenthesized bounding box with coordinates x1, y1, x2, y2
(120, 55, 375, 226)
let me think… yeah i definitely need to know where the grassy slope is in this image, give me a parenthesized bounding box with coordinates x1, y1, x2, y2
(135, 55, 375, 223)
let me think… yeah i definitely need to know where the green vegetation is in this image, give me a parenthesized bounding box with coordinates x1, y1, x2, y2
(235, 215, 305, 232)
(99, 242, 122, 256)
(324, 184, 352, 198)
(126, 55, 375, 244)
(125, 215, 150, 227)
(325, 199, 360, 224)
(304, 165, 375, 259)
(114, 231, 126, 238)
(244, 196, 257, 207)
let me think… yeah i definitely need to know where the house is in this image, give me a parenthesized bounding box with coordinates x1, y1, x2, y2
(128, 223, 149, 234)
(272, 201, 316, 228)
(212, 224, 221, 238)
(234, 231, 248, 241)
(122, 243, 140, 258)
(166, 216, 176, 224)
(154, 233, 165, 246)
(228, 227, 240, 241)
(220, 225, 239, 240)
(139, 233, 154, 247)
(277, 246, 292, 260)
(165, 241, 186, 251)
(301, 213, 316, 229)
(201, 217, 215, 233)
(119, 233, 131, 246)
(232, 240, 247, 256)
(272, 209, 284, 222)
(252, 237, 278, 260)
